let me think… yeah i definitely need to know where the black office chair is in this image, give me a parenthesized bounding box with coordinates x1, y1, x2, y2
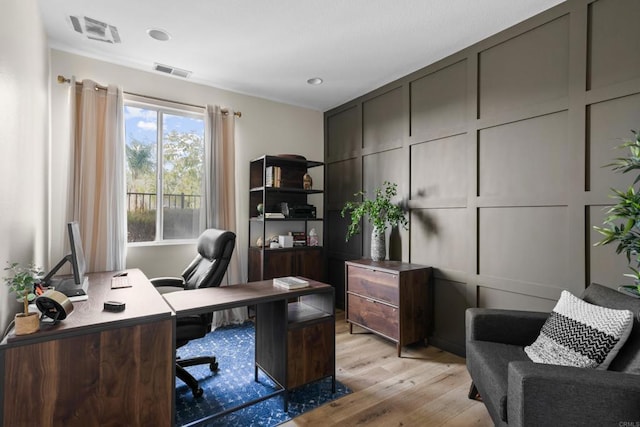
(151, 228, 236, 398)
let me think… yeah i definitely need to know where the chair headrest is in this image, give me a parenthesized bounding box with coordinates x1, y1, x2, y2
(197, 229, 236, 261)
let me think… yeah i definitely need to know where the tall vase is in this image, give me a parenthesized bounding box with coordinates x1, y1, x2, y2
(371, 227, 386, 261)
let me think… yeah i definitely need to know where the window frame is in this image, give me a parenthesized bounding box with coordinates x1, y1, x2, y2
(123, 94, 206, 245)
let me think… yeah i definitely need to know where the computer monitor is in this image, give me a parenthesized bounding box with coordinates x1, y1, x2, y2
(42, 221, 89, 299)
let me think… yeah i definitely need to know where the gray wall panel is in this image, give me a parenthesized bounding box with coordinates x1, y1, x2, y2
(478, 15, 569, 119)
(363, 87, 404, 152)
(326, 106, 360, 162)
(588, 93, 640, 196)
(326, 157, 361, 209)
(589, 0, 640, 90)
(411, 134, 467, 201)
(410, 60, 467, 141)
(410, 208, 467, 274)
(478, 286, 555, 312)
(479, 206, 571, 286)
(478, 112, 569, 199)
(431, 278, 468, 354)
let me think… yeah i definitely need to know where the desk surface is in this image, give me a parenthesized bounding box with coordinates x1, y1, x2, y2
(163, 278, 332, 316)
(2, 268, 174, 347)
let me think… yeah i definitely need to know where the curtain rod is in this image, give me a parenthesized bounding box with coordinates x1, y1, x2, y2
(57, 75, 242, 118)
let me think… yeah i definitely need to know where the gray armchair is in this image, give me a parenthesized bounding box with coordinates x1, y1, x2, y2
(152, 228, 236, 398)
(466, 283, 640, 426)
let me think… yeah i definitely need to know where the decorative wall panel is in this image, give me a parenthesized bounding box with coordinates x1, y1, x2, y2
(410, 60, 467, 141)
(410, 208, 467, 274)
(362, 87, 404, 151)
(478, 206, 571, 286)
(478, 286, 555, 312)
(411, 134, 467, 201)
(589, 0, 640, 90)
(588, 93, 640, 195)
(478, 112, 568, 199)
(326, 157, 361, 209)
(478, 15, 569, 119)
(431, 279, 468, 353)
(326, 106, 359, 162)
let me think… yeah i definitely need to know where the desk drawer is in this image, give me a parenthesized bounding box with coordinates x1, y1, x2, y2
(347, 266, 399, 305)
(347, 294, 398, 340)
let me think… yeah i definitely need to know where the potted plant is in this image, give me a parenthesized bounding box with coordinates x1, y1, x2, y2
(341, 181, 408, 261)
(3, 261, 43, 335)
(594, 129, 640, 297)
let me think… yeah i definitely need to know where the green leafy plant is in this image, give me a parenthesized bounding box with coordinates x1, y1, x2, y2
(594, 129, 640, 293)
(340, 181, 408, 241)
(3, 262, 43, 315)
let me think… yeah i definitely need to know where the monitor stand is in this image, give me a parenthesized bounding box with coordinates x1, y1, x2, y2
(51, 276, 89, 301)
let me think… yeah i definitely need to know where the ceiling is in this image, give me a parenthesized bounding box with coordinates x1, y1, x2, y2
(38, 0, 565, 112)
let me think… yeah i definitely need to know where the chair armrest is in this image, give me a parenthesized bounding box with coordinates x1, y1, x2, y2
(150, 276, 185, 288)
(507, 361, 640, 427)
(466, 308, 548, 346)
(150, 277, 186, 295)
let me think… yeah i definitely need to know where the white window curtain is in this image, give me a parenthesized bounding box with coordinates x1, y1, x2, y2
(203, 105, 247, 327)
(68, 78, 126, 271)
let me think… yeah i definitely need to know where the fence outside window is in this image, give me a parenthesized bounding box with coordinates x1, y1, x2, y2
(126, 192, 201, 211)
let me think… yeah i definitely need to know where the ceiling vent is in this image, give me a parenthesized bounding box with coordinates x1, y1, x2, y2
(69, 16, 121, 43)
(153, 63, 192, 79)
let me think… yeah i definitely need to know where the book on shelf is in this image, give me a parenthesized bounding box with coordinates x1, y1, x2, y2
(273, 276, 309, 289)
(291, 231, 306, 246)
(266, 166, 281, 188)
(264, 212, 285, 218)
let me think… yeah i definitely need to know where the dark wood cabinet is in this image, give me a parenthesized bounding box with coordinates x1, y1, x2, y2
(345, 259, 432, 357)
(249, 246, 324, 282)
(248, 155, 324, 282)
(255, 286, 335, 408)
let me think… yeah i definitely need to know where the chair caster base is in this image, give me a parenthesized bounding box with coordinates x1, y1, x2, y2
(192, 387, 204, 398)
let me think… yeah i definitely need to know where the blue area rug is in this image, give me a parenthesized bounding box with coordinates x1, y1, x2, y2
(175, 321, 350, 426)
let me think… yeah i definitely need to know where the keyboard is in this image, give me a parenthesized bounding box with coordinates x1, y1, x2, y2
(111, 275, 131, 289)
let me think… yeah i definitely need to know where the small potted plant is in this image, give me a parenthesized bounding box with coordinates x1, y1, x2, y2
(3, 261, 43, 335)
(341, 181, 408, 261)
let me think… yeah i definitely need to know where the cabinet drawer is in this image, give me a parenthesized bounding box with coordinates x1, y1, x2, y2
(347, 294, 399, 340)
(347, 266, 398, 305)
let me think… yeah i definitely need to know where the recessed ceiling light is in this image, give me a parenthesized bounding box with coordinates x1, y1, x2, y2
(147, 28, 171, 41)
(307, 77, 323, 85)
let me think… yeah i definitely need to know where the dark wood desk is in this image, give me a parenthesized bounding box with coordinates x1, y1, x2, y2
(0, 269, 175, 427)
(163, 279, 335, 422)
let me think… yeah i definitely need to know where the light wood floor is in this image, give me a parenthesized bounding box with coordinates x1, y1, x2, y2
(282, 311, 493, 427)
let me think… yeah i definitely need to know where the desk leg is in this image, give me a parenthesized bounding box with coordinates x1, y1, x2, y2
(255, 364, 258, 382)
(284, 390, 289, 412)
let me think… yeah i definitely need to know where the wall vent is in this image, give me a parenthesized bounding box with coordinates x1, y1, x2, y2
(69, 16, 121, 44)
(153, 63, 192, 79)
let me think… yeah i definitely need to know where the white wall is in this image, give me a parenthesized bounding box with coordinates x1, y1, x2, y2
(49, 49, 324, 280)
(0, 0, 49, 332)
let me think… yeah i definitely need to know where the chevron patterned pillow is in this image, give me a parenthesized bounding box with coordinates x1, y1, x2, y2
(525, 290, 634, 369)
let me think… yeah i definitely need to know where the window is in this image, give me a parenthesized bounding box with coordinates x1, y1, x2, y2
(124, 97, 205, 243)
